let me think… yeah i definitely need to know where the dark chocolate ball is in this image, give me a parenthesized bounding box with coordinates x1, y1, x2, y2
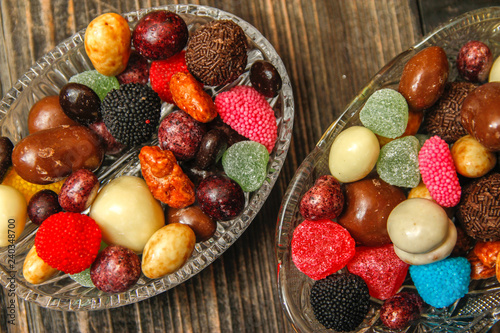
(196, 174, 245, 221)
(59, 82, 101, 125)
(28, 189, 62, 226)
(250, 60, 282, 98)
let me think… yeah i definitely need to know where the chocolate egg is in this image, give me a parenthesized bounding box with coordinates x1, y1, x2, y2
(28, 96, 79, 133)
(166, 205, 217, 242)
(28, 189, 62, 226)
(337, 176, 406, 246)
(59, 83, 101, 125)
(451, 135, 496, 178)
(398, 46, 449, 111)
(195, 129, 227, 169)
(196, 174, 245, 221)
(23, 245, 59, 284)
(461, 82, 500, 151)
(250, 60, 282, 98)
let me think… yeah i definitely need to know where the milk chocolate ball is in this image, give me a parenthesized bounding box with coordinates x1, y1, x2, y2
(337, 176, 406, 246)
(28, 96, 79, 134)
(461, 82, 500, 151)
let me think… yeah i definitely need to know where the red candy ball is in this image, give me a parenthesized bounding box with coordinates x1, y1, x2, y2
(456, 40, 493, 83)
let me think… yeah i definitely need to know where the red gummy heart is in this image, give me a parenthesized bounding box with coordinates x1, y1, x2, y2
(291, 219, 355, 280)
(347, 244, 409, 300)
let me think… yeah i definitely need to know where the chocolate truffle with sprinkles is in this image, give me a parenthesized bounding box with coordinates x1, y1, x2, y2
(186, 20, 248, 86)
(424, 82, 477, 143)
(101, 83, 161, 146)
(457, 173, 500, 241)
(310, 272, 370, 332)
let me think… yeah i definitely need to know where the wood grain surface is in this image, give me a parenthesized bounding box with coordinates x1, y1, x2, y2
(0, 0, 496, 332)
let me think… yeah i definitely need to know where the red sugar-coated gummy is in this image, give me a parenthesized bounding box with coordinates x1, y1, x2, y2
(35, 212, 102, 274)
(291, 219, 355, 280)
(418, 135, 461, 207)
(347, 244, 409, 300)
(215, 85, 277, 153)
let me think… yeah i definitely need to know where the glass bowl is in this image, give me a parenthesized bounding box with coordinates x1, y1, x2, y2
(0, 4, 294, 311)
(276, 6, 500, 333)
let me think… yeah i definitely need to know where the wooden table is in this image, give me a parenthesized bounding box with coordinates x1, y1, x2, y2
(0, 0, 498, 332)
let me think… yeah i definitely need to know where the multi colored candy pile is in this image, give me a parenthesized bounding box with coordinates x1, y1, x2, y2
(0, 9, 285, 293)
(291, 40, 500, 331)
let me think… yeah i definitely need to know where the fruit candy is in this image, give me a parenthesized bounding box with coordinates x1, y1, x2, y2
(299, 175, 344, 221)
(196, 175, 245, 221)
(410, 257, 470, 308)
(359, 88, 408, 139)
(346, 244, 409, 300)
(456, 40, 493, 83)
(139, 146, 195, 208)
(2, 167, 65, 203)
(215, 85, 277, 153)
(291, 219, 355, 280)
(380, 292, 423, 329)
(35, 212, 101, 274)
(222, 141, 269, 192)
(418, 135, 461, 207)
(376, 136, 420, 188)
(69, 70, 120, 101)
(149, 50, 188, 103)
(90, 245, 141, 293)
(329, 126, 380, 183)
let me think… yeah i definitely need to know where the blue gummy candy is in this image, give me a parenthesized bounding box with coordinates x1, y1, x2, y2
(410, 257, 471, 308)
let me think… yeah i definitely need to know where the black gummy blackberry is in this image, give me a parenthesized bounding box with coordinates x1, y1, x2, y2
(101, 83, 161, 146)
(310, 272, 370, 332)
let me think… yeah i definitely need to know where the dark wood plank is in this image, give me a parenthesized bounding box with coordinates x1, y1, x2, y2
(0, 0, 424, 332)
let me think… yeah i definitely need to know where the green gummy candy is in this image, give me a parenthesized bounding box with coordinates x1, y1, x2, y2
(69, 70, 120, 100)
(70, 268, 95, 287)
(222, 141, 269, 192)
(360, 88, 409, 139)
(377, 136, 420, 188)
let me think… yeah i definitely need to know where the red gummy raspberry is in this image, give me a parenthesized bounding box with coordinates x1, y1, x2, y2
(347, 244, 409, 300)
(149, 50, 189, 103)
(291, 219, 355, 280)
(35, 212, 102, 274)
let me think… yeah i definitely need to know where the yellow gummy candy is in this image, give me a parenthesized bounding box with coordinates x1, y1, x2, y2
(2, 168, 65, 203)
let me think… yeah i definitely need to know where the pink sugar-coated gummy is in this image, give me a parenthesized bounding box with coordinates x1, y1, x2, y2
(215, 85, 278, 153)
(418, 135, 461, 207)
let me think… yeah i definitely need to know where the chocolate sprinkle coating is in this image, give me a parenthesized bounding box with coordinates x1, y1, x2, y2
(424, 81, 477, 143)
(457, 173, 500, 241)
(186, 20, 248, 86)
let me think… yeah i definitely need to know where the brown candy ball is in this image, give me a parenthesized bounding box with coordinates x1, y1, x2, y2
(337, 176, 406, 247)
(28, 96, 79, 134)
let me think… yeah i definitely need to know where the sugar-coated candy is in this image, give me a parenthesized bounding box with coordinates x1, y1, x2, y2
(380, 292, 423, 329)
(222, 141, 269, 192)
(299, 175, 344, 221)
(346, 244, 409, 300)
(360, 88, 408, 139)
(215, 85, 277, 153)
(376, 136, 420, 188)
(329, 126, 380, 183)
(418, 135, 461, 207)
(69, 70, 120, 101)
(410, 257, 471, 308)
(291, 219, 355, 280)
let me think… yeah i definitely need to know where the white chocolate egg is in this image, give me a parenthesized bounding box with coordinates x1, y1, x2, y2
(141, 223, 196, 279)
(328, 126, 380, 183)
(489, 55, 500, 82)
(387, 198, 449, 254)
(23, 245, 58, 284)
(0, 185, 27, 247)
(89, 176, 165, 253)
(451, 135, 496, 178)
